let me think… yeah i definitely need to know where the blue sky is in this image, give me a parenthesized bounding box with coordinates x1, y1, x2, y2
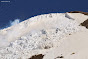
(0, 0, 88, 28)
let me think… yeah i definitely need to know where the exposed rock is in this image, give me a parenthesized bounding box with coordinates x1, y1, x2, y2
(29, 54, 44, 59)
(56, 56, 64, 58)
(81, 19, 88, 29)
(68, 11, 88, 15)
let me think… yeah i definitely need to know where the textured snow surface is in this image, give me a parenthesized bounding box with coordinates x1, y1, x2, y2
(0, 13, 87, 59)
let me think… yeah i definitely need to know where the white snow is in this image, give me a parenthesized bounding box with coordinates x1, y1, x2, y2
(0, 13, 88, 59)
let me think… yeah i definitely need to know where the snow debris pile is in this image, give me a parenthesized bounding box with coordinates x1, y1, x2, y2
(0, 13, 87, 59)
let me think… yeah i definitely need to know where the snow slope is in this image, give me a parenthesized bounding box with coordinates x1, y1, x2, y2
(0, 13, 88, 59)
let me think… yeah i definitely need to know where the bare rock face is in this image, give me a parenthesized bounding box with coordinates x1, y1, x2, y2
(0, 12, 88, 59)
(81, 19, 88, 29)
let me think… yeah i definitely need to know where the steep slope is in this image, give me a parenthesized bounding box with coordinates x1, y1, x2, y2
(0, 12, 88, 59)
(0, 13, 79, 48)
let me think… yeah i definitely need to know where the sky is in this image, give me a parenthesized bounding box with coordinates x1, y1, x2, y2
(0, 0, 88, 28)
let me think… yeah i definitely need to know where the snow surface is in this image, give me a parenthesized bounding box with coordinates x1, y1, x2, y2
(0, 13, 88, 59)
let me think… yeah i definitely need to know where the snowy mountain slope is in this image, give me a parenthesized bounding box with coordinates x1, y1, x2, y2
(0, 12, 88, 59)
(0, 13, 79, 47)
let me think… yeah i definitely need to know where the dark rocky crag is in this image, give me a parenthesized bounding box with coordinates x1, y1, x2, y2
(81, 19, 88, 29)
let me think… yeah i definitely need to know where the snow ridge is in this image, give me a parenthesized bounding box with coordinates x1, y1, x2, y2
(0, 13, 80, 59)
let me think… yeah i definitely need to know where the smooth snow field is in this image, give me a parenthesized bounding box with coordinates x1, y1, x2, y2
(0, 13, 88, 59)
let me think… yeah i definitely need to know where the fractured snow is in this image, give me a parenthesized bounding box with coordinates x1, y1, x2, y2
(0, 13, 87, 59)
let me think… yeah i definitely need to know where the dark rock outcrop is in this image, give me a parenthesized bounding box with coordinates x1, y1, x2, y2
(68, 11, 88, 15)
(81, 19, 88, 29)
(29, 54, 44, 59)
